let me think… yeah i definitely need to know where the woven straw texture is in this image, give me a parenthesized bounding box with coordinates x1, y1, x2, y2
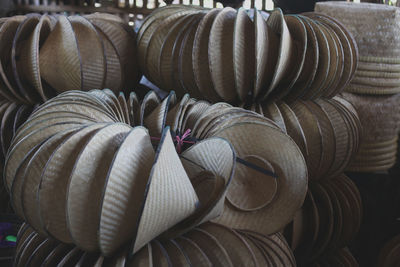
(0, 14, 140, 104)
(4, 89, 307, 257)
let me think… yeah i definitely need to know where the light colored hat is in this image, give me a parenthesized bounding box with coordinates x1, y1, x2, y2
(18, 15, 55, 102)
(209, 120, 308, 235)
(39, 15, 81, 93)
(261, 97, 361, 180)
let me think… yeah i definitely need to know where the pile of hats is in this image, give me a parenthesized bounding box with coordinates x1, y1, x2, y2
(0, 13, 140, 104)
(138, 5, 357, 104)
(316, 1, 400, 172)
(5, 89, 307, 259)
(256, 97, 362, 265)
(0, 12, 143, 214)
(14, 222, 296, 267)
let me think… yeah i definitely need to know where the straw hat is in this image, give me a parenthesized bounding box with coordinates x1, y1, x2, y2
(260, 97, 361, 181)
(0, 13, 140, 104)
(209, 120, 308, 235)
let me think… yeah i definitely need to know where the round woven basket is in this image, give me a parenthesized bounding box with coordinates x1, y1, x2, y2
(341, 92, 400, 142)
(315, 2, 400, 59)
(341, 92, 400, 172)
(315, 2, 400, 94)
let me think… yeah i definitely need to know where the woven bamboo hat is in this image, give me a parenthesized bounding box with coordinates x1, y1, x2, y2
(11, 15, 42, 103)
(18, 15, 54, 101)
(39, 16, 81, 93)
(209, 120, 308, 235)
(130, 128, 199, 254)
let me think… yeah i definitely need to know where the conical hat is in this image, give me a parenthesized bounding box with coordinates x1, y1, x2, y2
(99, 127, 155, 256)
(209, 7, 238, 103)
(166, 137, 235, 237)
(233, 8, 254, 102)
(68, 16, 106, 91)
(11, 15, 41, 103)
(262, 8, 294, 100)
(67, 123, 131, 251)
(211, 121, 308, 235)
(21, 128, 78, 236)
(18, 15, 54, 101)
(144, 91, 177, 137)
(39, 16, 81, 93)
(38, 123, 110, 243)
(131, 128, 198, 254)
(192, 9, 221, 102)
(272, 15, 307, 100)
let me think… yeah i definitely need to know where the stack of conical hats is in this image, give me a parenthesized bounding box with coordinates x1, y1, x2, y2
(14, 222, 296, 267)
(138, 5, 357, 104)
(4, 89, 308, 262)
(0, 13, 140, 104)
(252, 97, 362, 266)
(0, 5, 369, 267)
(138, 4, 363, 265)
(0, 12, 142, 214)
(316, 1, 400, 172)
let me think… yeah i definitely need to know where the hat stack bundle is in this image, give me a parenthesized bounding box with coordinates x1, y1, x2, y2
(0, 13, 140, 104)
(14, 222, 296, 266)
(315, 2, 400, 172)
(256, 97, 362, 265)
(4, 89, 307, 263)
(0, 12, 141, 214)
(137, 5, 358, 104)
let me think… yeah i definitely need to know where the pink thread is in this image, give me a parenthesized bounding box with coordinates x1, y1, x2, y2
(150, 129, 195, 153)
